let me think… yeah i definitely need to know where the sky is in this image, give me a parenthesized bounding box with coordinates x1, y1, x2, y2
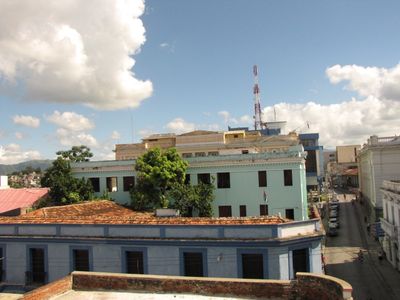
(1, 0, 400, 164)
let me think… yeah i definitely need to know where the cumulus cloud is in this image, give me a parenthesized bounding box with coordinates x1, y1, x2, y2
(56, 128, 98, 147)
(15, 132, 24, 139)
(13, 115, 40, 128)
(46, 111, 94, 131)
(0, 143, 41, 164)
(218, 111, 252, 126)
(111, 130, 121, 140)
(165, 118, 196, 134)
(0, 0, 152, 110)
(263, 97, 400, 148)
(326, 63, 400, 101)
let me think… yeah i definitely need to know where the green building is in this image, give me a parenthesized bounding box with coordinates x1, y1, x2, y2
(71, 145, 308, 221)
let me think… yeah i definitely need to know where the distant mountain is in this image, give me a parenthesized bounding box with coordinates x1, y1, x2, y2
(0, 160, 53, 175)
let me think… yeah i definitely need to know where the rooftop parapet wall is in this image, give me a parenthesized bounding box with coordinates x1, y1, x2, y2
(381, 180, 400, 194)
(23, 272, 353, 300)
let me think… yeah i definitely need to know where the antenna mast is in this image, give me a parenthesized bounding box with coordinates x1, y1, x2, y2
(253, 65, 266, 130)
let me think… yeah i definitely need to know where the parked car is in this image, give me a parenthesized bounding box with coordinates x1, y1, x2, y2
(329, 221, 339, 229)
(329, 203, 339, 210)
(329, 210, 338, 218)
(328, 227, 338, 237)
(329, 217, 340, 228)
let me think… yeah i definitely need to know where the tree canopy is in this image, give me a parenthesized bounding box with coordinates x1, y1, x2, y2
(56, 145, 93, 162)
(41, 146, 93, 205)
(131, 148, 188, 210)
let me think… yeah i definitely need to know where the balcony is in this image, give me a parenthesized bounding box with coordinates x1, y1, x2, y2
(382, 180, 400, 194)
(380, 218, 398, 239)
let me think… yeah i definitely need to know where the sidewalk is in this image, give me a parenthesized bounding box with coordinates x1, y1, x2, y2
(355, 199, 400, 298)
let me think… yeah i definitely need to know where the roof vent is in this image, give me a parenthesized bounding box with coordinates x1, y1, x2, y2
(155, 209, 180, 217)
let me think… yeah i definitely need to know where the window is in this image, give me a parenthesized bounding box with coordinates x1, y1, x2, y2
(184, 174, 191, 185)
(197, 173, 211, 185)
(195, 152, 206, 157)
(106, 177, 118, 192)
(72, 249, 90, 271)
(123, 176, 135, 192)
(242, 150, 249, 154)
(89, 178, 100, 193)
(258, 171, 267, 187)
(182, 252, 205, 277)
(27, 247, 46, 285)
(125, 251, 144, 274)
(292, 248, 309, 277)
(240, 205, 247, 217)
(219, 206, 232, 217)
(182, 153, 192, 158)
(241, 254, 264, 279)
(208, 151, 219, 156)
(217, 172, 230, 188)
(284, 170, 293, 186)
(286, 209, 295, 220)
(260, 204, 268, 216)
(305, 150, 317, 173)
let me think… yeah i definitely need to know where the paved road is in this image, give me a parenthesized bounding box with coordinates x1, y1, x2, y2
(324, 190, 400, 300)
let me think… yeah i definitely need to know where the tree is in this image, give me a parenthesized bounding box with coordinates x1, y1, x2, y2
(41, 147, 94, 205)
(131, 148, 188, 209)
(56, 145, 93, 162)
(168, 181, 215, 217)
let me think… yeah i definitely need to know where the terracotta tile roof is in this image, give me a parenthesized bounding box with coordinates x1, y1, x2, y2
(0, 188, 49, 214)
(0, 200, 289, 225)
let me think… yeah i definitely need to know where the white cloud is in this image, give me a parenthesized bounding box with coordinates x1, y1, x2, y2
(326, 63, 400, 101)
(165, 118, 196, 134)
(218, 111, 231, 123)
(13, 115, 40, 128)
(46, 111, 94, 131)
(138, 129, 155, 138)
(160, 42, 169, 48)
(263, 96, 400, 148)
(218, 111, 252, 126)
(15, 132, 24, 139)
(0, 144, 41, 164)
(56, 128, 98, 147)
(110, 130, 121, 140)
(0, 0, 152, 110)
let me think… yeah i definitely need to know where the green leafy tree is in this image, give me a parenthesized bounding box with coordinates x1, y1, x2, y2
(41, 151, 93, 205)
(168, 181, 215, 217)
(56, 145, 93, 162)
(131, 148, 188, 210)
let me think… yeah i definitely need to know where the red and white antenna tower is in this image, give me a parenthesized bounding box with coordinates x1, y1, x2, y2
(253, 65, 266, 130)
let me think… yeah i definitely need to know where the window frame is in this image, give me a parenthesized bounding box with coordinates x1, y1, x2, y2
(121, 247, 148, 274)
(258, 171, 267, 187)
(237, 249, 268, 279)
(285, 208, 295, 220)
(260, 204, 268, 216)
(89, 177, 100, 193)
(217, 172, 230, 189)
(239, 205, 247, 217)
(284, 169, 293, 186)
(197, 173, 211, 185)
(218, 205, 232, 217)
(26, 244, 48, 285)
(179, 248, 208, 277)
(106, 176, 118, 192)
(0, 245, 5, 282)
(70, 245, 93, 272)
(123, 176, 135, 192)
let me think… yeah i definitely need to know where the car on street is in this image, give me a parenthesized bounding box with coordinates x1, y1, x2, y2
(327, 227, 338, 236)
(329, 217, 340, 227)
(329, 221, 339, 229)
(329, 211, 338, 218)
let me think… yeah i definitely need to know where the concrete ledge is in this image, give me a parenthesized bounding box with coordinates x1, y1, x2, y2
(22, 275, 72, 300)
(72, 272, 292, 299)
(295, 272, 353, 300)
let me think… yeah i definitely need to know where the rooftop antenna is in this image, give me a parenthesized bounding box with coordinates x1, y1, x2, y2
(253, 65, 266, 130)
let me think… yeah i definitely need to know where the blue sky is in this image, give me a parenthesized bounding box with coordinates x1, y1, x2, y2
(1, 0, 400, 164)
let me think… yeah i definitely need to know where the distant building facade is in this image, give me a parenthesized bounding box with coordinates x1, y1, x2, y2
(72, 145, 308, 221)
(380, 180, 400, 271)
(359, 135, 400, 221)
(298, 133, 324, 191)
(0, 201, 323, 286)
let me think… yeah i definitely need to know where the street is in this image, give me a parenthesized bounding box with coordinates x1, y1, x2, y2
(324, 190, 400, 300)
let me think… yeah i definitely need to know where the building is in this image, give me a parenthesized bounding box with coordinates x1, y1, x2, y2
(0, 200, 324, 287)
(358, 135, 400, 221)
(115, 130, 300, 160)
(0, 180, 48, 216)
(72, 145, 308, 221)
(323, 150, 336, 175)
(298, 134, 324, 191)
(22, 271, 353, 300)
(380, 180, 400, 271)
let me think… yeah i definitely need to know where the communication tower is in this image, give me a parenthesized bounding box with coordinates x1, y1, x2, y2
(253, 65, 266, 130)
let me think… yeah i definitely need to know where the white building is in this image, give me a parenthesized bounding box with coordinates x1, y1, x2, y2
(381, 180, 400, 271)
(358, 135, 400, 221)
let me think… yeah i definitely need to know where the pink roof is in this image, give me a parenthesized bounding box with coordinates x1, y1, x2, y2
(0, 188, 49, 213)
